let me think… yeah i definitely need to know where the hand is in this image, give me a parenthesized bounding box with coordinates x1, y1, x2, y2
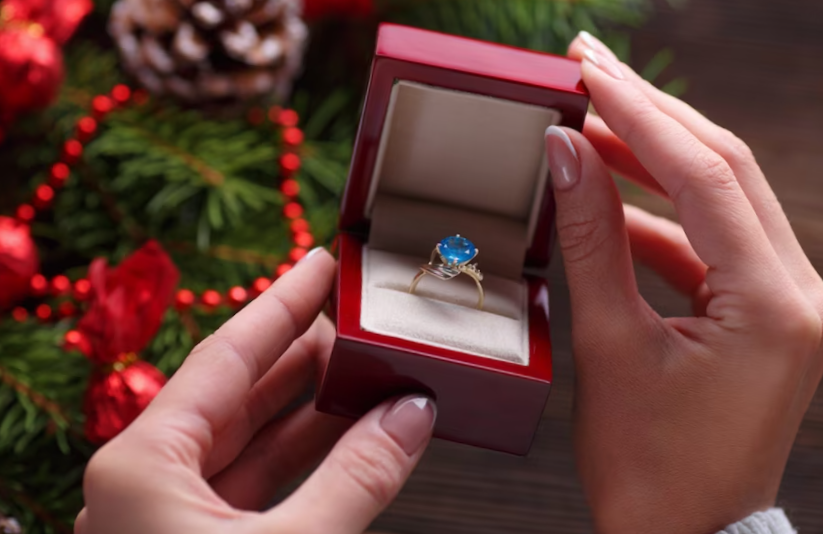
(544, 33, 823, 533)
(75, 249, 436, 534)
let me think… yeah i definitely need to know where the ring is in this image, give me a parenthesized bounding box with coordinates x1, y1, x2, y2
(409, 235, 485, 310)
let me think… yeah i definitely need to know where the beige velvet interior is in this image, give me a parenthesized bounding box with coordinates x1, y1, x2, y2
(360, 81, 561, 364)
(362, 248, 529, 364)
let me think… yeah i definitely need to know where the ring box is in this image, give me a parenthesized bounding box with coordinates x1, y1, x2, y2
(316, 24, 589, 455)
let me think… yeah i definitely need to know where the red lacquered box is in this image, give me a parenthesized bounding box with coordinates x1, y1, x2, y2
(316, 23, 589, 455)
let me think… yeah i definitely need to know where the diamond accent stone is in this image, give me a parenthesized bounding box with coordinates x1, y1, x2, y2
(438, 235, 476, 265)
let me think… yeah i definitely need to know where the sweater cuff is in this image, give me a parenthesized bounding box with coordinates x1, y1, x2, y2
(717, 509, 795, 534)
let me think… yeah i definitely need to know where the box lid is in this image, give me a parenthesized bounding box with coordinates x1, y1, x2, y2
(340, 24, 589, 269)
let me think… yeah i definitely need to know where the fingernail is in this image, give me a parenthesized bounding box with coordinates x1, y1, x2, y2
(578, 31, 619, 62)
(297, 246, 324, 265)
(583, 49, 625, 80)
(545, 126, 580, 191)
(380, 395, 436, 456)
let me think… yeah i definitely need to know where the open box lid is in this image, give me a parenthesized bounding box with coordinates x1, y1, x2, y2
(340, 24, 589, 269)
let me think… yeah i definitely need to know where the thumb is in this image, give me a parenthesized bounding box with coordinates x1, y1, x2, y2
(546, 126, 640, 325)
(262, 395, 436, 534)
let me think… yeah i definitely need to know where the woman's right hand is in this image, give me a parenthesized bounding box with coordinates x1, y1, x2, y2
(544, 32, 823, 533)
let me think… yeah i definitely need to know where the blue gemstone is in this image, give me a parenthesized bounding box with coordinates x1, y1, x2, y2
(439, 235, 476, 265)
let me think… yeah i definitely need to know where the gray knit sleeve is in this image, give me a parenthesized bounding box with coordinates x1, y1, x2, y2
(718, 509, 796, 534)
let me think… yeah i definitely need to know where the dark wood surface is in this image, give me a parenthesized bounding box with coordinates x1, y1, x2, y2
(371, 1, 823, 532)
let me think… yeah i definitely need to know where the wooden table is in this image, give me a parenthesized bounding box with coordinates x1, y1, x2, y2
(372, 1, 823, 531)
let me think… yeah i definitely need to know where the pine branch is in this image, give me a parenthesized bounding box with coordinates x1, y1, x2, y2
(0, 482, 72, 534)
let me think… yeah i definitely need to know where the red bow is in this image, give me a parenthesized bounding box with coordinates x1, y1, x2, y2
(76, 241, 179, 443)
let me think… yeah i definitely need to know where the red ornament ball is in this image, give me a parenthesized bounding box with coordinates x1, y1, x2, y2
(0, 217, 39, 310)
(84, 360, 167, 443)
(2, 0, 92, 45)
(0, 26, 64, 122)
(303, 0, 374, 20)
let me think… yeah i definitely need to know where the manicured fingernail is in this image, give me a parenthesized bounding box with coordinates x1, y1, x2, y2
(583, 49, 625, 80)
(578, 31, 619, 62)
(545, 126, 580, 191)
(297, 246, 324, 265)
(381, 395, 436, 456)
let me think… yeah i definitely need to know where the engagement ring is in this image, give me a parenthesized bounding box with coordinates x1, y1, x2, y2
(409, 235, 485, 310)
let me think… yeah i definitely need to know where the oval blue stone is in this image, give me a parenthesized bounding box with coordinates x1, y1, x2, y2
(439, 235, 476, 265)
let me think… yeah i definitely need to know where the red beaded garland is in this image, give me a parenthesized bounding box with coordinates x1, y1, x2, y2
(16, 204, 35, 223)
(277, 109, 300, 128)
(51, 275, 71, 296)
(76, 116, 97, 142)
(30, 274, 48, 296)
(281, 179, 300, 197)
(73, 279, 91, 301)
(294, 231, 314, 249)
(34, 185, 55, 209)
(276, 264, 292, 278)
(58, 301, 76, 318)
(111, 84, 132, 105)
(62, 139, 83, 165)
(250, 277, 272, 297)
(283, 202, 303, 219)
(35, 304, 52, 321)
(201, 290, 222, 310)
(49, 163, 71, 188)
(227, 286, 248, 307)
(289, 247, 308, 263)
(92, 95, 114, 118)
(282, 127, 304, 146)
(63, 329, 84, 350)
(290, 218, 310, 233)
(2, 87, 315, 322)
(174, 289, 195, 311)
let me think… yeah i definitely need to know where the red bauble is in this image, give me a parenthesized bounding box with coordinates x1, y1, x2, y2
(84, 360, 167, 444)
(0, 27, 64, 122)
(303, 0, 373, 20)
(2, 0, 92, 45)
(0, 216, 39, 310)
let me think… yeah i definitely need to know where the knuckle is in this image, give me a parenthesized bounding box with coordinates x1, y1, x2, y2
(684, 150, 738, 199)
(334, 442, 405, 508)
(557, 216, 610, 266)
(772, 299, 822, 357)
(191, 334, 258, 383)
(616, 97, 661, 148)
(716, 128, 756, 167)
(83, 447, 122, 495)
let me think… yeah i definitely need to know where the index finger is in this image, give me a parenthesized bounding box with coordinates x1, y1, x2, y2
(580, 55, 780, 291)
(134, 248, 336, 465)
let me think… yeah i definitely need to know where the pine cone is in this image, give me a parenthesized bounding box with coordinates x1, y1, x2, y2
(0, 514, 21, 534)
(109, 0, 308, 104)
